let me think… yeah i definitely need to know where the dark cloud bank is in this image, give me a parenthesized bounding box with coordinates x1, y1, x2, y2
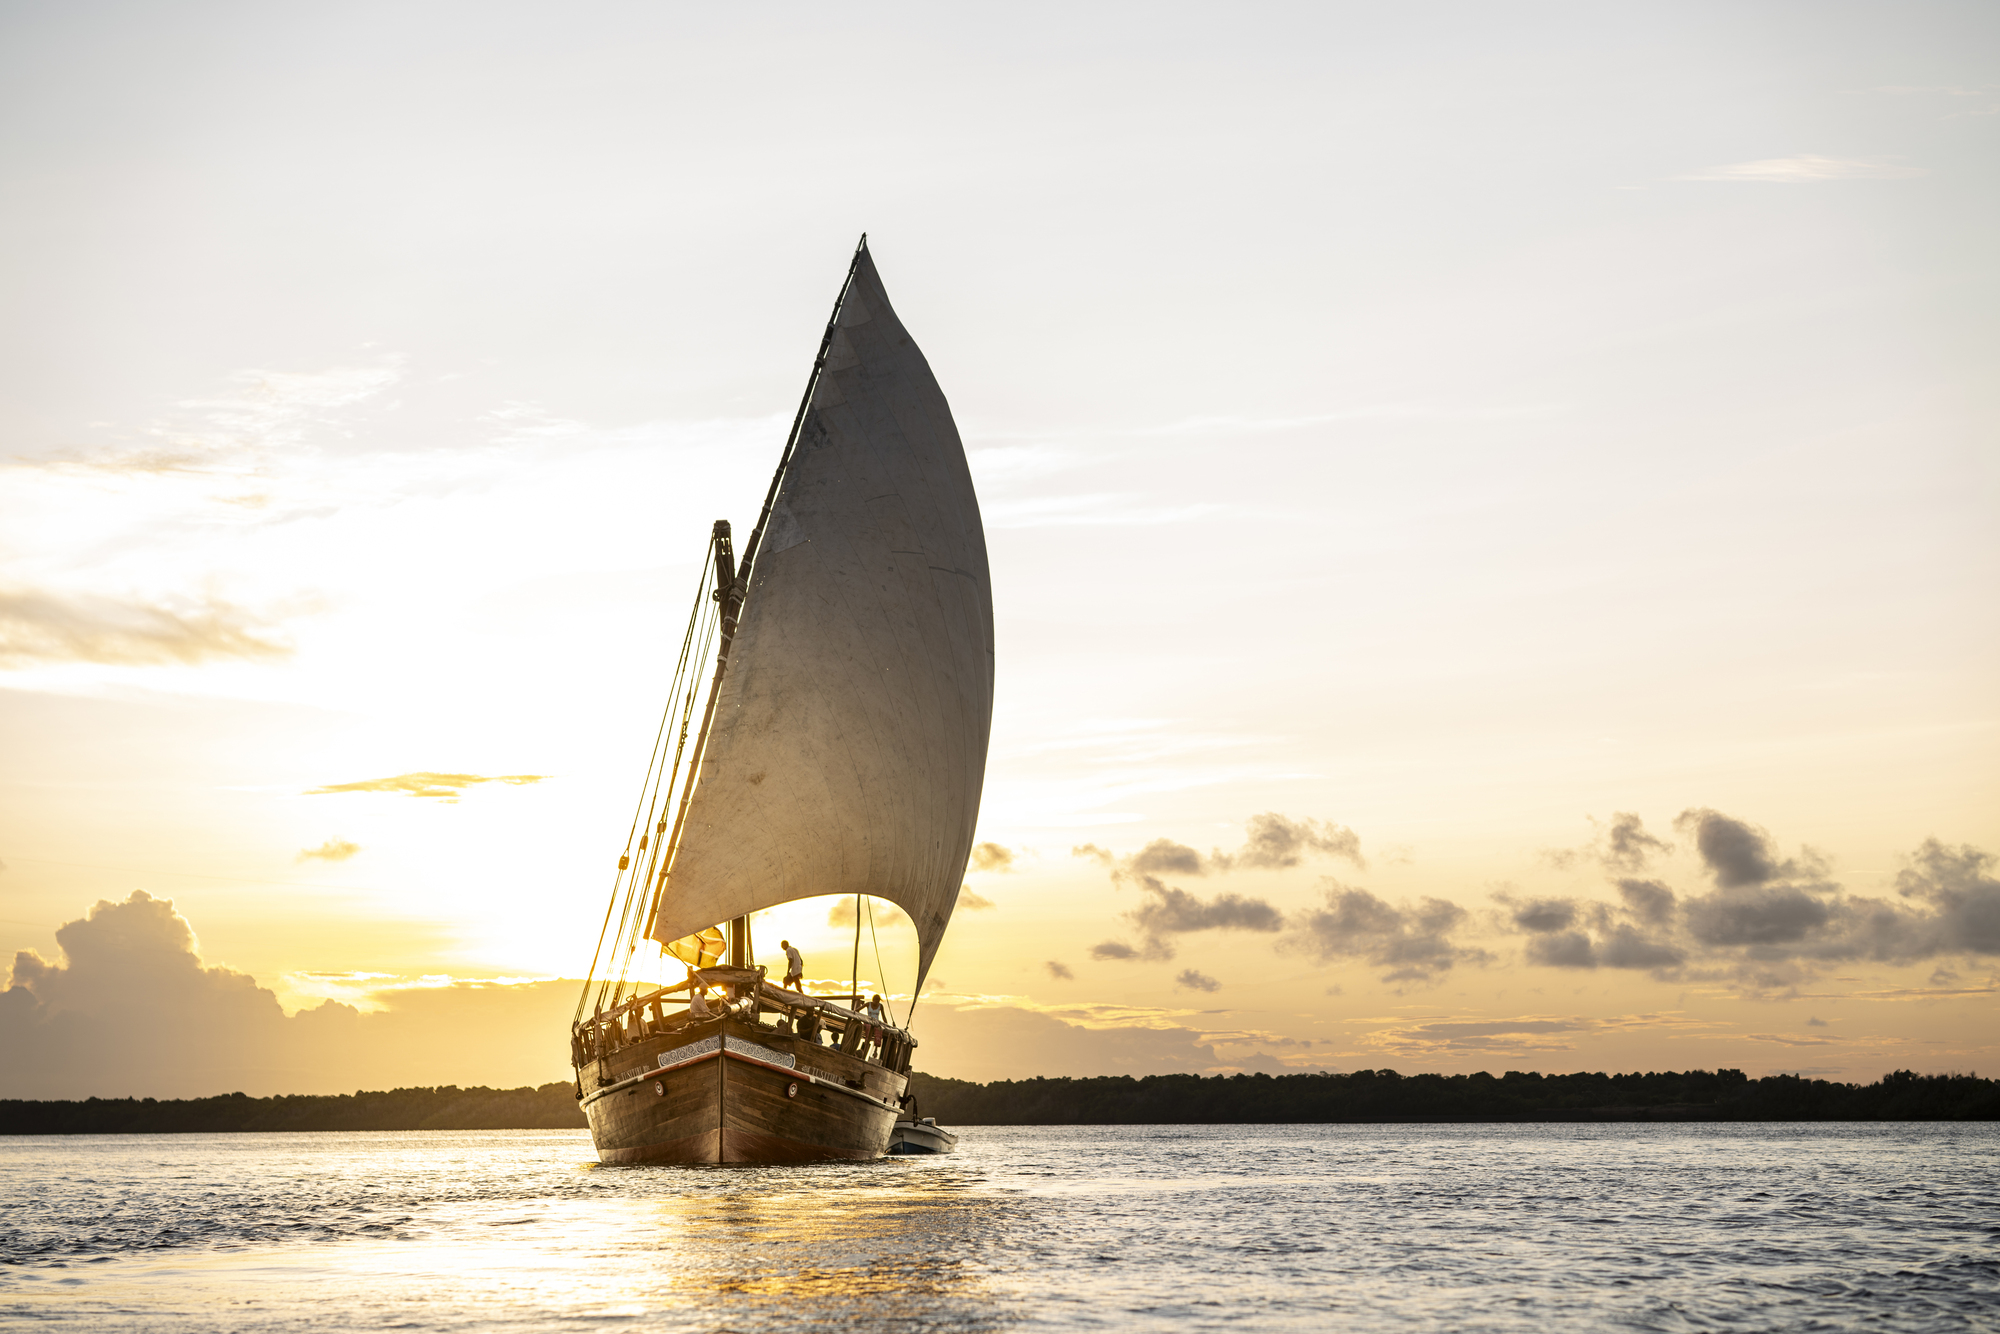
(1078, 813, 1488, 985)
(1073, 809, 1997, 994)
(2, 892, 579, 1099)
(1499, 810, 1999, 991)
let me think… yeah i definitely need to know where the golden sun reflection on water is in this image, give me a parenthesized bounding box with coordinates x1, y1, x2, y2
(610, 1168, 1019, 1323)
(6, 1145, 1027, 1333)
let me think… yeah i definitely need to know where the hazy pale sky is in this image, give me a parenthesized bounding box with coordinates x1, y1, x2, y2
(3, 1, 1995, 1096)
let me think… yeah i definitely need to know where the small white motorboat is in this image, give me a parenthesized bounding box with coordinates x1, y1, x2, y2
(887, 1116, 958, 1155)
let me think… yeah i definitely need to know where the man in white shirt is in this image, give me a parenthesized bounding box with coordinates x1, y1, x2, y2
(781, 939, 805, 991)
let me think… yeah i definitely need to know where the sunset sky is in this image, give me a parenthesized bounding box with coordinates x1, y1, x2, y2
(3, 1, 1995, 1098)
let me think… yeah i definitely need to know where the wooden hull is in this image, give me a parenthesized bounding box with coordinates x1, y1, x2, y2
(580, 1016, 906, 1165)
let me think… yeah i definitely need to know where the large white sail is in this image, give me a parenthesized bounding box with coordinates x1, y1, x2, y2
(647, 246, 994, 990)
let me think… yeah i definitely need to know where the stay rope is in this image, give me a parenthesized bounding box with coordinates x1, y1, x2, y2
(574, 533, 721, 1023)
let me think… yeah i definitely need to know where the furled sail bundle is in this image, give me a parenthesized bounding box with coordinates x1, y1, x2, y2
(647, 247, 994, 991)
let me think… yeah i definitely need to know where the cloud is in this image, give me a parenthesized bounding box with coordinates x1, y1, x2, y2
(1541, 812, 1671, 875)
(1174, 969, 1221, 993)
(1895, 839, 2000, 956)
(1524, 931, 1597, 968)
(2, 892, 577, 1097)
(1128, 881, 1284, 937)
(306, 772, 549, 800)
(970, 842, 1016, 872)
(1830, 984, 1998, 1001)
(1602, 813, 1671, 872)
(1675, 808, 1795, 888)
(1361, 1011, 1704, 1058)
(0, 589, 292, 667)
(909, 994, 1323, 1078)
(1087, 813, 1366, 883)
(1363, 1017, 1591, 1057)
(1043, 961, 1073, 981)
(1525, 924, 1686, 972)
(1594, 926, 1688, 970)
(1679, 155, 1926, 182)
(1807, 1016, 1830, 1027)
(1503, 814, 1996, 984)
(1509, 897, 1578, 934)
(1216, 814, 1366, 871)
(1083, 815, 1358, 961)
(1093, 875, 1284, 962)
(1686, 885, 1832, 946)
(179, 364, 404, 448)
(827, 897, 908, 929)
(956, 886, 996, 911)
(43, 362, 405, 479)
(1618, 878, 1677, 926)
(1284, 882, 1489, 985)
(298, 839, 360, 863)
(901, 1003, 1233, 1081)
(1128, 839, 1205, 876)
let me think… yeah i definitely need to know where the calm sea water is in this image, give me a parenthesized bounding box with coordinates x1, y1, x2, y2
(1, 1124, 1995, 1332)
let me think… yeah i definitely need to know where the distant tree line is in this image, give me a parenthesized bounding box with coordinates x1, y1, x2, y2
(3, 1069, 1994, 1133)
(0, 1083, 588, 1134)
(905, 1068, 2000, 1124)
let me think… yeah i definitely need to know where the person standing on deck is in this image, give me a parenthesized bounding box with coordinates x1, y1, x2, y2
(781, 939, 805, 991)
(863, 994, 889, 1058)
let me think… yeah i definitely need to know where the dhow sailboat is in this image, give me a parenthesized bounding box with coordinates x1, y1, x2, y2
(569, 237, 993, 1164)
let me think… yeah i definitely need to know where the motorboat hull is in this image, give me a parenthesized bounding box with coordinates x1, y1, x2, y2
(887, 1119, 959, 1155)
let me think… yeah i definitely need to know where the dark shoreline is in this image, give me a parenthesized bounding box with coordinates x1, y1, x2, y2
(909, 1068, 2000, 1125)
(2, 1068, 1993, 1133)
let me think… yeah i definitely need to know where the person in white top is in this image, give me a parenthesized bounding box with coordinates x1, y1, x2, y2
(781, 939, 805, 991)
(863, 994, 890, 1058)
(688, 980, 712, 1020)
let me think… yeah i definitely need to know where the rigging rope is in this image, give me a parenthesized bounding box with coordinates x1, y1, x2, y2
(605, 577, 722, 1011)
(593, 564, 712, 1015)
(865, 894, 897, 1027)
(575, 533, 719, 1024)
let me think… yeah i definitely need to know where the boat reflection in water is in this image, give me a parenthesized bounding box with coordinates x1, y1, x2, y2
(626, 1164, 1016, 1326)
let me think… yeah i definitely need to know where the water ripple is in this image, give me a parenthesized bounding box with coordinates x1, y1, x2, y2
(0, 1124, 1994, 1331)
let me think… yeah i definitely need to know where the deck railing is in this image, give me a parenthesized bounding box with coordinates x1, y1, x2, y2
(571, 968, 915, 1076)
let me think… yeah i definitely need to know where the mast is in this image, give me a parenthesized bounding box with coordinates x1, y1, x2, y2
(850, 891, 862, 1006)
(644, 236, 872, 950)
